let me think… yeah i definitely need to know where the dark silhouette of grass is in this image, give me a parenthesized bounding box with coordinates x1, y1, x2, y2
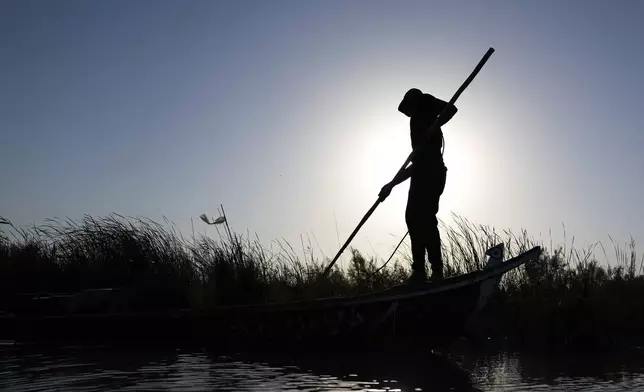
(1, 213, 642, 349)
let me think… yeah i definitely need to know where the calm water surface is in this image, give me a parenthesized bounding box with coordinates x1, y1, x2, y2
(2, 342, 644, 391)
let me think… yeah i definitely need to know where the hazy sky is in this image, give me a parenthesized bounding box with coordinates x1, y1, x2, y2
(2, 0, 643, 266)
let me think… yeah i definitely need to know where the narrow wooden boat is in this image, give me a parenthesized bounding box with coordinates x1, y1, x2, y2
(0, 244, 541, 350)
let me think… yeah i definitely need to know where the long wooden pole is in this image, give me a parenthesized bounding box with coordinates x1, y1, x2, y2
(322, 47, 495, 276)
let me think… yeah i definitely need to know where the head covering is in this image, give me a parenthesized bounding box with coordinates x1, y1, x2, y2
(398, 88, 423, 117)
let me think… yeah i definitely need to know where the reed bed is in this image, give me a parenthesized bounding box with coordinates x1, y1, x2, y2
(1, 213, 642, 348)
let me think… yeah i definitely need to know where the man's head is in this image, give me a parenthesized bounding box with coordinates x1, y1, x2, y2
(398, 88, 423, 117)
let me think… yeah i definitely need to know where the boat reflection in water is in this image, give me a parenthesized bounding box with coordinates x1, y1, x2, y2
(230, 346, 483, 392)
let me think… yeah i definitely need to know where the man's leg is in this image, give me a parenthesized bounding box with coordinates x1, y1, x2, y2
(426, 214, 443, 280)
(426, 167, 447, 280)
(405, 204, 427, 282)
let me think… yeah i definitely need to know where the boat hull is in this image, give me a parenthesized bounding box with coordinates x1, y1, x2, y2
(0, 246, 541, 350)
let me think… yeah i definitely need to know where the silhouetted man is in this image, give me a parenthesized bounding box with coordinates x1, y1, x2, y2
(379, 88, 457, 283)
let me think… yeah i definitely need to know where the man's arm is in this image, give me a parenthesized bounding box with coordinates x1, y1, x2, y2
(434, 98, 458, 128)
(378, 164, 414, 201)
(390, 164, 414, 187)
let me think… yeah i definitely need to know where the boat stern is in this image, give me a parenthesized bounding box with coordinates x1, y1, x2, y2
(461, 244, 505, 337)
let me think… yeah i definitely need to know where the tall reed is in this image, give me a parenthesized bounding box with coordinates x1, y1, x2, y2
(1, 212, 642, 348)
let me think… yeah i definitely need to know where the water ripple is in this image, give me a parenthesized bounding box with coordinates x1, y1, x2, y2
(1, 346, 644, 392)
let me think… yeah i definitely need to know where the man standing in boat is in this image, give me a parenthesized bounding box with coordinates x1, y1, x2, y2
(378, 88, 458, 283)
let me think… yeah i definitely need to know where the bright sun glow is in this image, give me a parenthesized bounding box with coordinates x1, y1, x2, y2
(323, 86, 495, 261)
(354, 114, 487, 221)
(355, 117, 409, 195)
(440, 126, 487, 215)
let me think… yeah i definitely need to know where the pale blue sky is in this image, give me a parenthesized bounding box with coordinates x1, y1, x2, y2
(2, 0, 643, 265)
